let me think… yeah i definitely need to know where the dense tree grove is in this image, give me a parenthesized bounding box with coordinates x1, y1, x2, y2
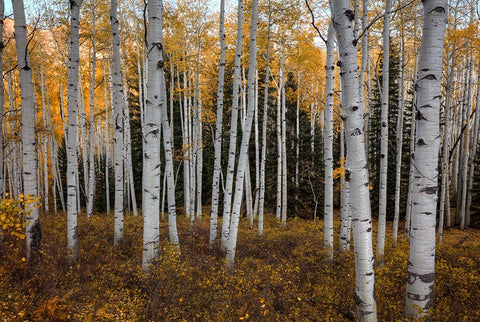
(1, 0, 479, 320)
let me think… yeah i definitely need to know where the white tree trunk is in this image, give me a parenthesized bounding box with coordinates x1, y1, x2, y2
(159, 49, 179, 247)
(142, 0, 163, 269)
(66, 0, 83, 261)
(258, 1, 271, 236)
(103, 60, 111, 214)
(405, 50, 419, 238)
(405, 0, 447, 318)
(221, 0, 244, 251)
(39, 49, 49, 213)
(87, 9, 97, 218)
(459, 57, 474, 230)
(13, 0, 41, 261)
(226, 0, 258, 272)
(392, 25, 405, 248)
(275, 70, 282, 221)
(465, 65, 480, 227)
(324, 22, 334, 259)
(331, 1, 377, 319)
(376, 0, 393, 260)
(280, 52, 287, 227)
(111, 0, 125, 246)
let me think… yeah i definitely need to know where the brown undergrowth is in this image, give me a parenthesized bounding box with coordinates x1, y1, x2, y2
(0, 210, 479, 321)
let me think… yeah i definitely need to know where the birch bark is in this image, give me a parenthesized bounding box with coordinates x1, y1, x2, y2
(226, 0, 258, 271)
(111, 0, 125, 246)
(66, 0, 83, 261)
(331, 1, 377, 319)
(258, 1, 271, 236)
(376, 0, 393, 261)
(324, 22, 334, 259)
(221, 0, 243, 251)
(209, 0, 226, 248)
(142, 0, 163, 269)
(13, 0, 41, 261)
(405, 0, 447, 318)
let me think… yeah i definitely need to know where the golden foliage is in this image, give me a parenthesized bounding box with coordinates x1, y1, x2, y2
(0, 212, 478, 321)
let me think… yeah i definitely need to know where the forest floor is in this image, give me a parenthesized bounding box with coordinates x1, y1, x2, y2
(0, 210, 479, 321)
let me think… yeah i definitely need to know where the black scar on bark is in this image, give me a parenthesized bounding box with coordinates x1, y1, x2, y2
(337, 61, 342, 67)
(345, 169, 351, 182)
(420, 186, 437, 194)
(352, 106, 358, 111)
(157, 60, 164, 69)
(344, 10, 355, 21)
(432, 6, 446, 13)
(367, 227, 372, 232)
(416, 110, 428, 121)
(381, 121, 387, 127)
(351, 128, 362, 136)
(417, 138, 427, 146)
(422, 74, 437, 81)
(341, 115, 347, 121)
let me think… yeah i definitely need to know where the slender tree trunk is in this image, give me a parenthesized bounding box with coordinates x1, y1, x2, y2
(159, 50, 179, 248)
(209, 0, 226, 247)
(324, 22, 334, 259)
(226, 0, 258, 272)
(377, 0, 393, 261)
(405, 0, 447, 318)
(111, 0, 125, 246)
(331, 1, 377, 319)
(405, 49, 419, 238)
(87, 9, 97, 218)
(465, 64, 480, 227)
(280, 51, 287, 227)
(258, 1, 271, 237)
(275, 70, 282, 221)
(438, 47, 455, 242)
(459, 57, 474, 230)
(142, 0, 163, 269)
(39, 49, 49, 213)
(13, 0, 41, 261)
(221, 0, 244, 251)
(393, 21, 405, 248)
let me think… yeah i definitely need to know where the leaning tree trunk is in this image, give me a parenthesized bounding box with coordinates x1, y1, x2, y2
(111, 0, 125, 246)
(142, 0, 163, 269)
(209, 0, 226, 249)
(13, 0, 41, 261)
(226, 0, 258, 272)
(405, 0, 447, 319)
(324, 22, 334, 260)
(331, 1, 377, 320)
(65, 0, 83, 262)
(220, 0, 244, 252)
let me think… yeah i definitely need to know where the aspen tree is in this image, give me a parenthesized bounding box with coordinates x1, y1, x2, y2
(210, 0, 226, 248)
(226, 0, 258, 272)
(221, 0, 244, 251)
(258, 0, 272, 237)
(280, 52, 287, 227)
(393, 22, 405, 248)
(465, 66, 480, 226)
(331, 0, 377, 319)
(87, 5, 97, 218)
(13, 0, 41, 261)
(111, 0, 125, 246)
(39, 49, 49, 213)
(324, 22, 334, 259)
(66, 0, 83, 261)
(405, 0, 447, 318)
(376, 0, 393, 261)
(142, 0, 163, 269)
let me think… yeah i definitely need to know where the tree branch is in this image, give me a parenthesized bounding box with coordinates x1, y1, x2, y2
(305, 0, 327, 44)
